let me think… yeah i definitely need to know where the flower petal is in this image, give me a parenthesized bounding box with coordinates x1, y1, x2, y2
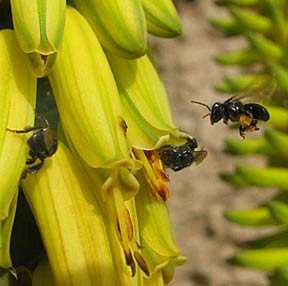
(22, 141, 119, 285)
(10, 0, 66, 54)
(71, 0, 147, 58)
(49, 7, 133, 168)
(0, 30, 36, 219)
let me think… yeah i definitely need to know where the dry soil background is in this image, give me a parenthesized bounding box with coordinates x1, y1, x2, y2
(151, 1, 276, 285)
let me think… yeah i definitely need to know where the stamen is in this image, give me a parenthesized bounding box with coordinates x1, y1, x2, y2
(133, 148, 169, 201)
(134, 252, 150, 277)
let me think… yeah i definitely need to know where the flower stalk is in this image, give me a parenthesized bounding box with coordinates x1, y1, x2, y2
(212, 1, 288, 284)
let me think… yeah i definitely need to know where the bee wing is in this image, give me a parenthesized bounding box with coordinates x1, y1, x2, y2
(192, 148, 207, 165)
(228, 76, 277, 103)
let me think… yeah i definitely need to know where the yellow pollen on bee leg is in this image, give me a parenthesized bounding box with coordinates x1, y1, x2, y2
(240, 115, 253, 129)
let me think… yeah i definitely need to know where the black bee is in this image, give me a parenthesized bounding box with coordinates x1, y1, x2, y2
(159, 138, 207, 172)
(7, 115, 58, 179)
(191, 98, 269, 138)
(191, 78, 276, 138)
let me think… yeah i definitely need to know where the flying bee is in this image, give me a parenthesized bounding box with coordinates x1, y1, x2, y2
(159, 138, 207, 172)
(7, 115, 58, 179)
(191, 78, 276, 138)
(191, 99, 269, 138)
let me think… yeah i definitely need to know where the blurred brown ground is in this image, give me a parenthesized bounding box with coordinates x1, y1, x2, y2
(151, 1, 276, 285)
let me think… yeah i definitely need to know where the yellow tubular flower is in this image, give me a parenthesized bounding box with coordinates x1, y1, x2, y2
(0, 29, 36, 271)
(82, 163, 149, 281)
(70, 0, 147, 58)
(141, 0, 183, 38)
(21, 141, 119, 286)
(49, 6, 139, 169)
(107, 52, 201, 200)
(135, 171, 187, 285)
(0, 2, 193, 285)
(106, 52, 189, 150)
(0, 29, 36, 219)
(10, 0, 66, 76)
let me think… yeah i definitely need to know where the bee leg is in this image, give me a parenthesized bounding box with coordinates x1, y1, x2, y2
(26, 155, 37, 165)
(26, 150, 38, 165)
(21, 160, 44, 179)
(250, 119, 259, 131)
(6, 126, 42, 134)
(239, 125, 246, 139)
(223, 114, 230, 125)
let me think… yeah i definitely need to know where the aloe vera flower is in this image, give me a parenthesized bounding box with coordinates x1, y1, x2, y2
(10, 0, 66, 77)
(0, 1, 205, 285)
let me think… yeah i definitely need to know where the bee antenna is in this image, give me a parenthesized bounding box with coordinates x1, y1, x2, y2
(191, 100, 211, 112)
(202, 112, 211, 119)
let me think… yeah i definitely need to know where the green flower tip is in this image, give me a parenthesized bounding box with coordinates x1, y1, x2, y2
(10, 0, 66, 55)
(142, 0, 183, 38)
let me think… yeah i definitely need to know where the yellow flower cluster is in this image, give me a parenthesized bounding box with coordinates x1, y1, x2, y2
(0, 1, 205, 285)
